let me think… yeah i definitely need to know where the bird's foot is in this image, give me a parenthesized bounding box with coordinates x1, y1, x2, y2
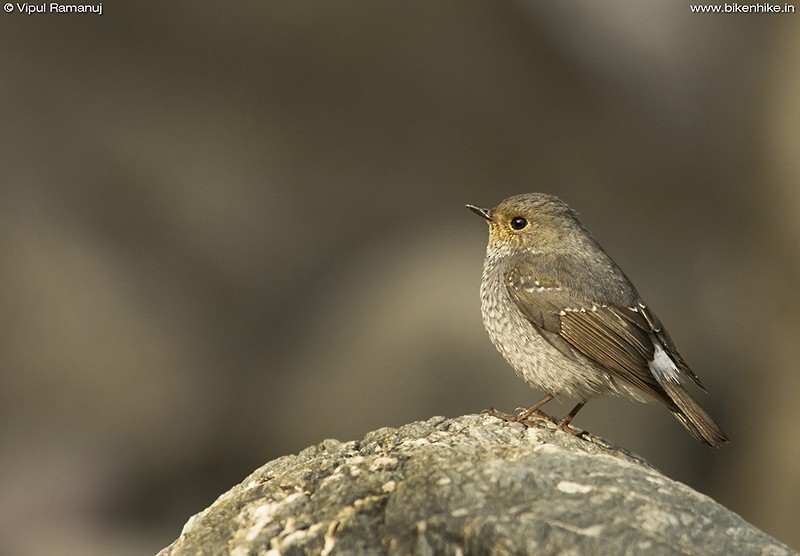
(484, 407, 596, 442)
(482, 407, 553, 426)
(556, 418, 589, 439)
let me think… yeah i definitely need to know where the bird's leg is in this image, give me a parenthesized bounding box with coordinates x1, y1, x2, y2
(515, 393, 555, 421)
(485, 393, 556, 423)
(557, 402, 587, 436)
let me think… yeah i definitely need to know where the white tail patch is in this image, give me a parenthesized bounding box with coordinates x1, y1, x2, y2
(649, 337, 680, 384)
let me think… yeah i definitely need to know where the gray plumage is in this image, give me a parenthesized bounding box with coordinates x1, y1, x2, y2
(467, 193, 728, 448)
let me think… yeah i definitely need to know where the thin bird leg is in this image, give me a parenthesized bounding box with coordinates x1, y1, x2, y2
(484, 393, 555, 424)
(515, 393, 555, 421)
(557, 402, 586, 436)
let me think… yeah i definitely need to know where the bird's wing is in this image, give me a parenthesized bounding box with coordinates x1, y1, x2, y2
(505, 256, 726, 447)
(505, 259, 675, 399)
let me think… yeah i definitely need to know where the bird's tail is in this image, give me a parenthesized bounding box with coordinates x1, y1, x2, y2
(662, 380, 729, 448)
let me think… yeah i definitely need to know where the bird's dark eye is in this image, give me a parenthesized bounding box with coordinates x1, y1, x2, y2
(510, 217, 528, 230)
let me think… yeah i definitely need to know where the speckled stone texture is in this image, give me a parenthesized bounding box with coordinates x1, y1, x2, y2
(158, 415, 794, 556)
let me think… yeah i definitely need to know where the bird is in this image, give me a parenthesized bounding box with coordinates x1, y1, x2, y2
(466, 193, 728, 448)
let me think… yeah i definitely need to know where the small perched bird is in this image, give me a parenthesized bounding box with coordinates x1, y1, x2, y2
(467, 193, 728, 448)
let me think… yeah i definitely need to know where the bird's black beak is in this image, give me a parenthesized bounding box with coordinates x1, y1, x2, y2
(466, 204, 493, 222)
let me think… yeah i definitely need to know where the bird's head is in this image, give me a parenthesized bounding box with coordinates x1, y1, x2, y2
(467, 193, 583, 255)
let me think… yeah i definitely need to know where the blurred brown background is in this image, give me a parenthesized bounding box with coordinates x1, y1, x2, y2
(1, 1, 799, 554)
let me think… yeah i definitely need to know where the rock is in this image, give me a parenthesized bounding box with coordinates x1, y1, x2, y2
(158, 415, 794, 556)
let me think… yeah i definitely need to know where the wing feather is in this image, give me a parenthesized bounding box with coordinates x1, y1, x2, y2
(504, 259, 728, 446)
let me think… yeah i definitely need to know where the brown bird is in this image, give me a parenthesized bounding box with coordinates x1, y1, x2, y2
(467, 193, 728, 447)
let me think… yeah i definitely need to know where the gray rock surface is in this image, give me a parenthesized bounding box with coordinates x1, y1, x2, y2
(158, 415, 794, 556)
